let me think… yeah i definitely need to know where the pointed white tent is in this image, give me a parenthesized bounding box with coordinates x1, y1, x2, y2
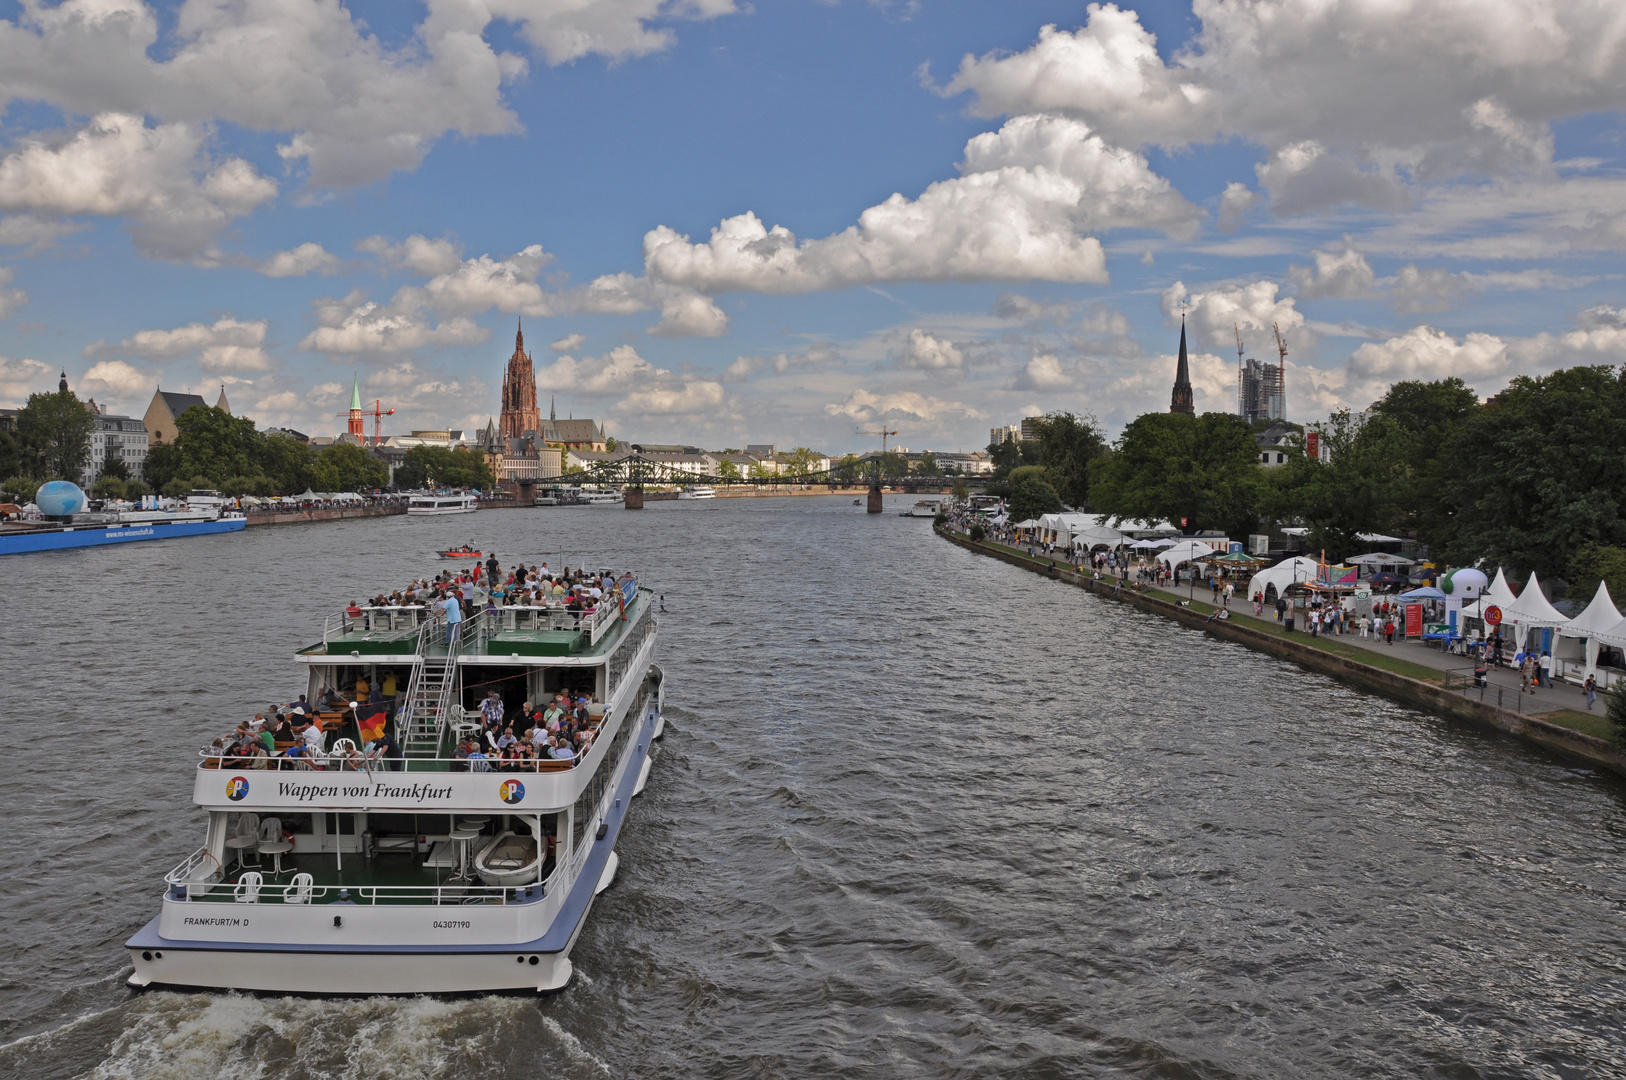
(1559, 581, 1622, 680)
(1460, 567, 1520, 620)
(1506, 570, 1570, 630)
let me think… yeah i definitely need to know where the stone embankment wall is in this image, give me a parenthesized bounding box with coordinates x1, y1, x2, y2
(245, 504, 406, 526)
(939, 525, 1626, 780)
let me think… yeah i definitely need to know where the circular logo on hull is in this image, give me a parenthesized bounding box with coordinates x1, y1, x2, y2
(226, 777, 250, 801)
(499, 779, 525, 804)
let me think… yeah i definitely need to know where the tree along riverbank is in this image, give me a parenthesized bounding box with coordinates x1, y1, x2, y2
(937, 524, 1626, 781)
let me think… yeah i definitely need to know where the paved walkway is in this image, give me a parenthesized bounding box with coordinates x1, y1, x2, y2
(1138, 578, 1598, 716)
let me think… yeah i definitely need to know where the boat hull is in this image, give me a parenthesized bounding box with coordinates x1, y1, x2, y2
(0, 516, 244, 556)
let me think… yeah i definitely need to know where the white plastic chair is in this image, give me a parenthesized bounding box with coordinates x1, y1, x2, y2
(284, 872, 314, 904)
(225, 813, 260, 868)
(234, 871, 263, 903)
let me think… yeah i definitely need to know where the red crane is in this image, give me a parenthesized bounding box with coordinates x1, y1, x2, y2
(335, 400, 395, 444)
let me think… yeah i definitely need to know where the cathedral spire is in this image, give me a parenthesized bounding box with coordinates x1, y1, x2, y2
(500, 319, 539, 439)
(516, 317, 523, 352)
(1170, 316, 1195, 416)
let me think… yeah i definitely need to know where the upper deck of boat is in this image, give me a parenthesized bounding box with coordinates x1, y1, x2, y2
(299, 587, 652, 665)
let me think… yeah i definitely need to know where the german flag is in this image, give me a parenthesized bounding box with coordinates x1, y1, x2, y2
(357, 704, 387, 744)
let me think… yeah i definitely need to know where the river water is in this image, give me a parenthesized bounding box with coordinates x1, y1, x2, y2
(2, 495, 1624, 1079)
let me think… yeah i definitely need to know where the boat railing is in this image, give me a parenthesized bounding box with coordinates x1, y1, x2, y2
(165, 846, 224, 886)
(323, 605, 434, 644)
(167, 877, 546, 906)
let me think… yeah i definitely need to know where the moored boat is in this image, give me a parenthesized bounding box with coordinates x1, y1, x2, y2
(676, 485, 716, 500)
(0, 483, 244, 556)
(408, 493, 478, 516)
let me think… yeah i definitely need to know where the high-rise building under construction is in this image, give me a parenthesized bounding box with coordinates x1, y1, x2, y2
(1236, 324, 1288, 423)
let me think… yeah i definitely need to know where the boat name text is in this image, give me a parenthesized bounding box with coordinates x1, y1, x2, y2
(275, 781, 456, 803)
(183, 916, 248, 927)
(432, 920, 471, 929)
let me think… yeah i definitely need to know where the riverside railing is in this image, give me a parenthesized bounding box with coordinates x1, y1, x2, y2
(1443, 666, 1531, 713)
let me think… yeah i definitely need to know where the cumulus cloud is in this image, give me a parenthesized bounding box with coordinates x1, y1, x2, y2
(619, 379, 727, 415)
(549, 333, 586, 352)
(1006, 351, 1070, 390)
(0, 354, 51, 404)
(536, 344, 661, 394)
(942, 3, 1626, 214)
(823, 388, 980, 424)
(260, 242, 338, 278)
(1288, 238, 1378, 299)
(723, 341, 839, 382)
(0, 113, 276, 257)
(106, 315, 275, 372)
(993, 292, 1071, 322)
(649, 291, 728, 337)
(0, 267, 25, 319)
(80, 358, 153, 398)
(1217, 182, 1258, 232)
(1162, 279, 1307, 355)
(895, 329, 965, 374)
(641, 114, 1197, 295)
(361, 242, 727, 337)
(0, 0, 742, 191)
(359, 234, 466, 276)
(1289, 237, 1585, 312)
(0, 214, 81, 249)
(298, 290, 486, 355)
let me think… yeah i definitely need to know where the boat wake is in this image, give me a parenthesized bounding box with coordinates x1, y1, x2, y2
(68, 993, 608, 1080)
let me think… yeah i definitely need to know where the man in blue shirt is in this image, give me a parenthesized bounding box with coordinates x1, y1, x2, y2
(441, 590, 463, 646)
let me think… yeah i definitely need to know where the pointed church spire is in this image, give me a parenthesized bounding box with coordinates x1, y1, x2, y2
(1170, 316, 1195, 416)
(550, 396, 556, 423)
(350, 375, 362, 411)
(516, 317, 523, 352)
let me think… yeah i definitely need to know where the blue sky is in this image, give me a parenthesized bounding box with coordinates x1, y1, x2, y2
(0, 0, 1623, 454)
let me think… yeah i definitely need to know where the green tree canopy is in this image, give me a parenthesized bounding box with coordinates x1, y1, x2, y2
(16, 387, 94, 480)
(1025, 412, 1106, 507)
(313, 441, 389, 492)
(1090, 412, 1263, 536)
(1009, 473, 1063, 521)
(1432, 366, 1626, 577)
(394, 445, 493, 490)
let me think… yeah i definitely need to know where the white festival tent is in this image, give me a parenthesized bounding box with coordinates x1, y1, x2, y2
(1069, 524, 1130, 550)
(1157, 539, 1220, 570)
(1559, 581, 1622, 681)
(1245, 556, 1322, 600)
(1459, 568, 1520, 620)
(1503, 570, 1570, 631)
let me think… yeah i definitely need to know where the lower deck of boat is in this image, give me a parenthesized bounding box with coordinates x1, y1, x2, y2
(204, 846, 555, 905)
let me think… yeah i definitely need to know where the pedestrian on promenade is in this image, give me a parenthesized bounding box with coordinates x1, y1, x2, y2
(1585, 674, 1598, 709)
(1384, 618, 1396, 645)
(1539, 651, 1552, 688)
(1520, 654, 1535, 694)
(1309, 607, 1320, 637)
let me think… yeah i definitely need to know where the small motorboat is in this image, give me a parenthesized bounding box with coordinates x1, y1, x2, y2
(474, 830, 541, 887)
(438, 546, 484, 559)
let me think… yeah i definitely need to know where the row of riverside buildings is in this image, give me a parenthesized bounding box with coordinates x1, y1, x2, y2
(6, 323, 996, 492)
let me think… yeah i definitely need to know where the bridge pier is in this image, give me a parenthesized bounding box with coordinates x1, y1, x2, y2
(867, 483, 883, 514)
(624, 486, 644, 510)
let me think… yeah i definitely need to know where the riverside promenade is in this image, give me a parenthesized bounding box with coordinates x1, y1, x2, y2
(940, 524, 1626, 779)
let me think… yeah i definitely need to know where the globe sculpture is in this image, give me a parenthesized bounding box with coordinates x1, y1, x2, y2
(1443, 567, 1488, 599)
(35, 480, 87, 517)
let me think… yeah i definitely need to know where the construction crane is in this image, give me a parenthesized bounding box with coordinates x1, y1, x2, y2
(858, 425, 899, 455)
(336, 400, 395, 444)
(1273, 322, 1289, 419)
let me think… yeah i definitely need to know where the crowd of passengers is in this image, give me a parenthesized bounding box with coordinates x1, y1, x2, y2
(349, 560, 625, 616)
(202, 686, 601, 772)
(454, 688, 599, 769)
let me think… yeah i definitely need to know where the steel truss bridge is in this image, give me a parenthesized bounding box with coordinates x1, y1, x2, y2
(569, 454, 986, 509)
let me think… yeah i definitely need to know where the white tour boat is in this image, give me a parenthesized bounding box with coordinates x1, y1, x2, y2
(578, 488, 622, 506)
(676, 485, 717, 500)
(408, 493, 479, 516)
(126, 569, 663, 995)
(904, 498, 942, 517)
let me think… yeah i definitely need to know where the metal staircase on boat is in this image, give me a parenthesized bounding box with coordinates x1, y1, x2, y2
(401, 619, 461, 761)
